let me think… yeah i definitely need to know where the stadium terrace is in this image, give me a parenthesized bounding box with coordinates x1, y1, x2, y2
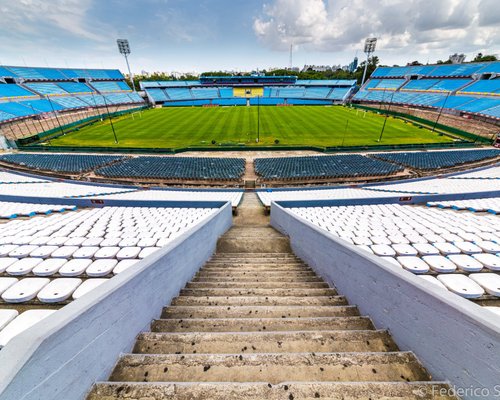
(0, 60, 499, 400)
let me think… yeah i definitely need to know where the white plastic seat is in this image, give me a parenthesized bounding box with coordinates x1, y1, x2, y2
(37, 278, 82, 303)
(418, 275, 448, 290)
(441, 233, 462, 243)
(116, 247, 141, 260)
(28, 236, 52, 245)
(396, 256, 429, 274)
(137, 237, 158, 247)
(475, 241, 500, 254)
(58, 259, 93, 277)
(421, 255, 457, 273)
(371, 236, 392, 245)
(469, 273, 500, 296)
(433, 242, 461, 255)
(456, 232, 481, 242)
(0, 258, 19, 273)
(12, 236, 35, 245)
(0, 309, 18, 331)
(392, 244, 418, 256)
(355, 245, 373, 254)
(472, 253, 500, 271)
(99, 238, 121, 247)
(0, 277, 18, 295)
(370, 244, 396, 257)
(139, 247, 161, 259)
(447, 255, 483, 272)
(0, 309, 56, 348)
(119, 237, 140, 247)
(8, 245, 39, 259)
(64, 237, 87, 246)
(413, 243, 440, 256)
(6, 258, 43, 276)
(453, 242, 482, 255)
(72, 246, 99, 259)
(1, 278, 50, 303)
(72, 279, 108, 299)
(29, 245, 59, 259)
(86, 259, 117, 277)
(156, 237, 172, 247)
(32, 258, 67, 276)
(94, 247, 120, 259)
(424, 234, 446, 243)
(82, 237, 104, 247)
(388, 235, 409, 245)
(46, 237, 70, 246)
(113, 259, 141, 275)
(51, 246, 79, 259)
(437, 274, 485, 299)
(380, 257, 401, 267)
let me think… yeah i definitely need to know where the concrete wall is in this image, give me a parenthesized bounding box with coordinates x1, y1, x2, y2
(271, 202, 500, 399)
(0, 202, 233, 400)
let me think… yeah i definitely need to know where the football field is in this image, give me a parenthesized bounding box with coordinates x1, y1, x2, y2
(49, 105, 455, 148)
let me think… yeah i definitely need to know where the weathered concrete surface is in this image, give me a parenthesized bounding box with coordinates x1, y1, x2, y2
(87, 210, 456, 400)
(133, 330, 399, 354)
(89, 381, 457, 400)
(110, 352, 430, 383)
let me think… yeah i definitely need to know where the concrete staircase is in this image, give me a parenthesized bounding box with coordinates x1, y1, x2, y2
(88, 224, 455, 399)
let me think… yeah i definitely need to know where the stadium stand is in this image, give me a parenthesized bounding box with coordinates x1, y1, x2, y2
(254, 154, 403, 181)
(0, 206, 218, 347)
(371, 149, 500, 170)
(427, 197, 500, 214)
(0, 201, 76, 219)
(0, 171, 49, 184)
(355, 61, 500, 120)
(289, 204, 500, 301)
(0, 65, 144, 125)
(95, 156, 245, 181)
(142, 77, 356, 106)
(0, 154, 125, 174)
(450, 165, 500, 179)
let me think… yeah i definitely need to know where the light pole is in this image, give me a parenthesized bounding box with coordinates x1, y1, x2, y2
(257, 95, 260, 143)
(361, 37, 377, 86)
(117, 39, 136, 92)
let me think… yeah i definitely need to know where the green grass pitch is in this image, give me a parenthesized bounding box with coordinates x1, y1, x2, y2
(50, 106, 454, 148)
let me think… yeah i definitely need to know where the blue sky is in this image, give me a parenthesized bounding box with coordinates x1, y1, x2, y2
(0, 0, 499, 74)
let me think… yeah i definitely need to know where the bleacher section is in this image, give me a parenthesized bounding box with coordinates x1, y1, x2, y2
(289, 204, 500, 304)
(0, 154, 124, 174)
(142, 77, 356, 106)
(254, 155, 403, 181)
(355, 61, 500, 120)
(0, 65, 144, 124)
(372, 149, 500, 170)
(95, 157, 245, 181)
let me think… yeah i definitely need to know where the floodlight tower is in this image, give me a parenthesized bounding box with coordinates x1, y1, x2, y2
(361, 37, 377, 86)
(117, 39, 136, 92)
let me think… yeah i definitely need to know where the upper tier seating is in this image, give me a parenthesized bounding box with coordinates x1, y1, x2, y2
(0, 154, 124, 174)
(91, 82, 129, 93)
(254, 155, 403, 180)
(0, 66, 124, 81)
(147, 89, 169, 102)
(191, 88, 219, 99)
(0, 84, 36, 99)
(458, 79, 500, 94)
(57, 82, 94, 94)
(372, 149, 500, 170)
(164, 88, 193, 100)
(371, 62, 500, 78)
(24, 83, 68, 96)
(95, 157, 245, 181)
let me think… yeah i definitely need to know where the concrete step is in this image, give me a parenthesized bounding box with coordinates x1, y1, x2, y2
(191, 275, 323, 283)
(216, 237, 292, 253)
(195, 271, 318, 278)
(89, 381, 456, 400)
(213, 253, 298, 258)
(179, 288, 338, 297)
(161, 305, 360, 319)
(201, 266, 311, 272)
(206, 260, 305, 266)
(133, 330, 399, 354)
(151, 316, 375, 332)
(109, 352, 431, 383)
(185, 281, 329, 289)
(171, 296, 347, 307)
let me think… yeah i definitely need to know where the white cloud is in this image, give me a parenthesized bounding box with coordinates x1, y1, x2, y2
(253, 0, 500, 62)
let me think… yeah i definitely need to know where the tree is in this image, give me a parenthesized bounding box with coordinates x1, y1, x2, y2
(473, 53, 498, 62)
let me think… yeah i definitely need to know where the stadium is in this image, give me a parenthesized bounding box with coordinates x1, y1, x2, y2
(0, 2, 499, 400)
